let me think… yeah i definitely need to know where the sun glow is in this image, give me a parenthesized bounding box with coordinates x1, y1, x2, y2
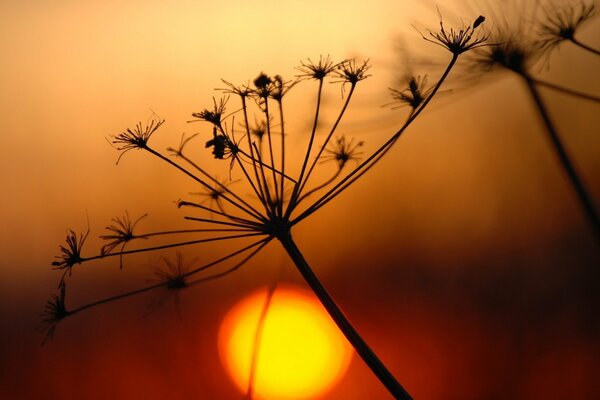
(218, 285, 353, 399)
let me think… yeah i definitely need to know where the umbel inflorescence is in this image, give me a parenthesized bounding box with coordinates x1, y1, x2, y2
(43, 15, 495, 400)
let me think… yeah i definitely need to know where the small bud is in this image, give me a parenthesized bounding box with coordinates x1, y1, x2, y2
(473, 15, 485, 29)
(254, 73, 272, 89)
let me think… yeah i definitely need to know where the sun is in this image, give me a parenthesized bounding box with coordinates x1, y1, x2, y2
(218, 285, 353, 399)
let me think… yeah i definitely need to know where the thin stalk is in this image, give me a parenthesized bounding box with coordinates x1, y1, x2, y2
(177, 200, 260, 226)
(278, 99, 286, 217)
(141, 228, 256, 237)
(246, 280, 278, 399)
(296, 83, 357, 199)
(236, 147, 297, 183)
(297, 167, 343, 203)
(263, 99, 280, 214)
(183, 216, 262, 229)
(242, 96, 269, 207)
(81, 232, 266, 264)
(215, 117, 295, 184)
(251, 142, 276, 217)
(176, 152, 265, 220)
(532, 78, 600, 103)
(183, 236, 271, 278)
(288, 79, 325, 212)
(293, 54, 459, 225)
(524, 77, 600, 241)
(278, 232, 412, 400)
(68, 237, 270, 316)
(185, 239, 271, 284)
(145, 146, 266, 222)
(570, 37, 600, 56)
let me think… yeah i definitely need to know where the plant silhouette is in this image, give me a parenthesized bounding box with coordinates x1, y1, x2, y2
(43, 15, 498, 399)
(466, 0, 600, 242)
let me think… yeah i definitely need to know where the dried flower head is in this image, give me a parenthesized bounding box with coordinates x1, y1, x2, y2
(473, 32, 540, 76)
(38, 281, 70, 344)
(205, 128, 240, 161)
(419, 13, 489, 55)
(321, 136, 364, 169)
(100, 212, 148, 268)
(51, 228, 89, 277)
(146, 254, 192, 316)
(388, 75, 434, 110)
(334, 59, 372, 85)
(192, 96, 229, 127)
(296, 55, 339, 80)
(166, 133, 199, 158)
(219, 79, 252, 99)
(154, 253, 189, 290)
(111, 118, 165, 163)
(270, 75, 296, 101)
(190, 177, 238, 212)
(249, 118, 268, 142)
(249, 72, 274, 101)
(537, 1, 597, 53)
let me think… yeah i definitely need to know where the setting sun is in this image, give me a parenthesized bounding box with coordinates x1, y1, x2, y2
(218, 285, 353, 399)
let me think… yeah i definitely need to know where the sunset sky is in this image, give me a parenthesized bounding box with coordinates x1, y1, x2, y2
(1, 0, 599, 398)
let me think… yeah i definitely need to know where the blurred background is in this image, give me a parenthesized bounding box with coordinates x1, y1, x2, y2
(1, 0, 599, 398)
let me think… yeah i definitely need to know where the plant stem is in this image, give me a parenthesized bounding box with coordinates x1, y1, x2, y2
(570, 37, 600, 57)
(532, 78, 600, 103)
(293, 54, 459, 225)
(278, 231, 412, 400)
(524, 77, 600, 242)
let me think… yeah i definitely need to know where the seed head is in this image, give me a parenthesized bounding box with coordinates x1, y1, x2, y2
(38, 281, 70, 344)
(145, 254, 192, 316)
(52, 228, 89, 276)
(321, 136, 364, 169)
(297, 55, 339, 81)
(419, 13, 489, 55)
(388, 75, 433, 110)
(536, 1, 596, 53)
(472, 30, 540, 77)
(154, 254, 189, 290)
(334, 59, 371, 85)
(270, 75, 296, 101)
(192, 97, 229, 127)
(111, 118, 165, 163)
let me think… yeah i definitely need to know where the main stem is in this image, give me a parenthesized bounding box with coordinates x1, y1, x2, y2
(278, 231, 412, 400)
(524, 77, 600, 243)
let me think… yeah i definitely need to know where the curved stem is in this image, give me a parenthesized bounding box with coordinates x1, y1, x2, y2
(525, 77, 600, 242)
(570, 37, 600, 57)
(278, 232, 412, 400)
(532, 78, 600, 103)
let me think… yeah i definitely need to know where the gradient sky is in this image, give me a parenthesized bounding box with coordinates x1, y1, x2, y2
(1, 0, 600, 399)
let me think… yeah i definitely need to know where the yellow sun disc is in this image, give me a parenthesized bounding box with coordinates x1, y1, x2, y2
(218, 285, 353, 399)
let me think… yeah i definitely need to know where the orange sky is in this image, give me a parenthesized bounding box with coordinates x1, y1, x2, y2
(1, 0, 600, 398)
